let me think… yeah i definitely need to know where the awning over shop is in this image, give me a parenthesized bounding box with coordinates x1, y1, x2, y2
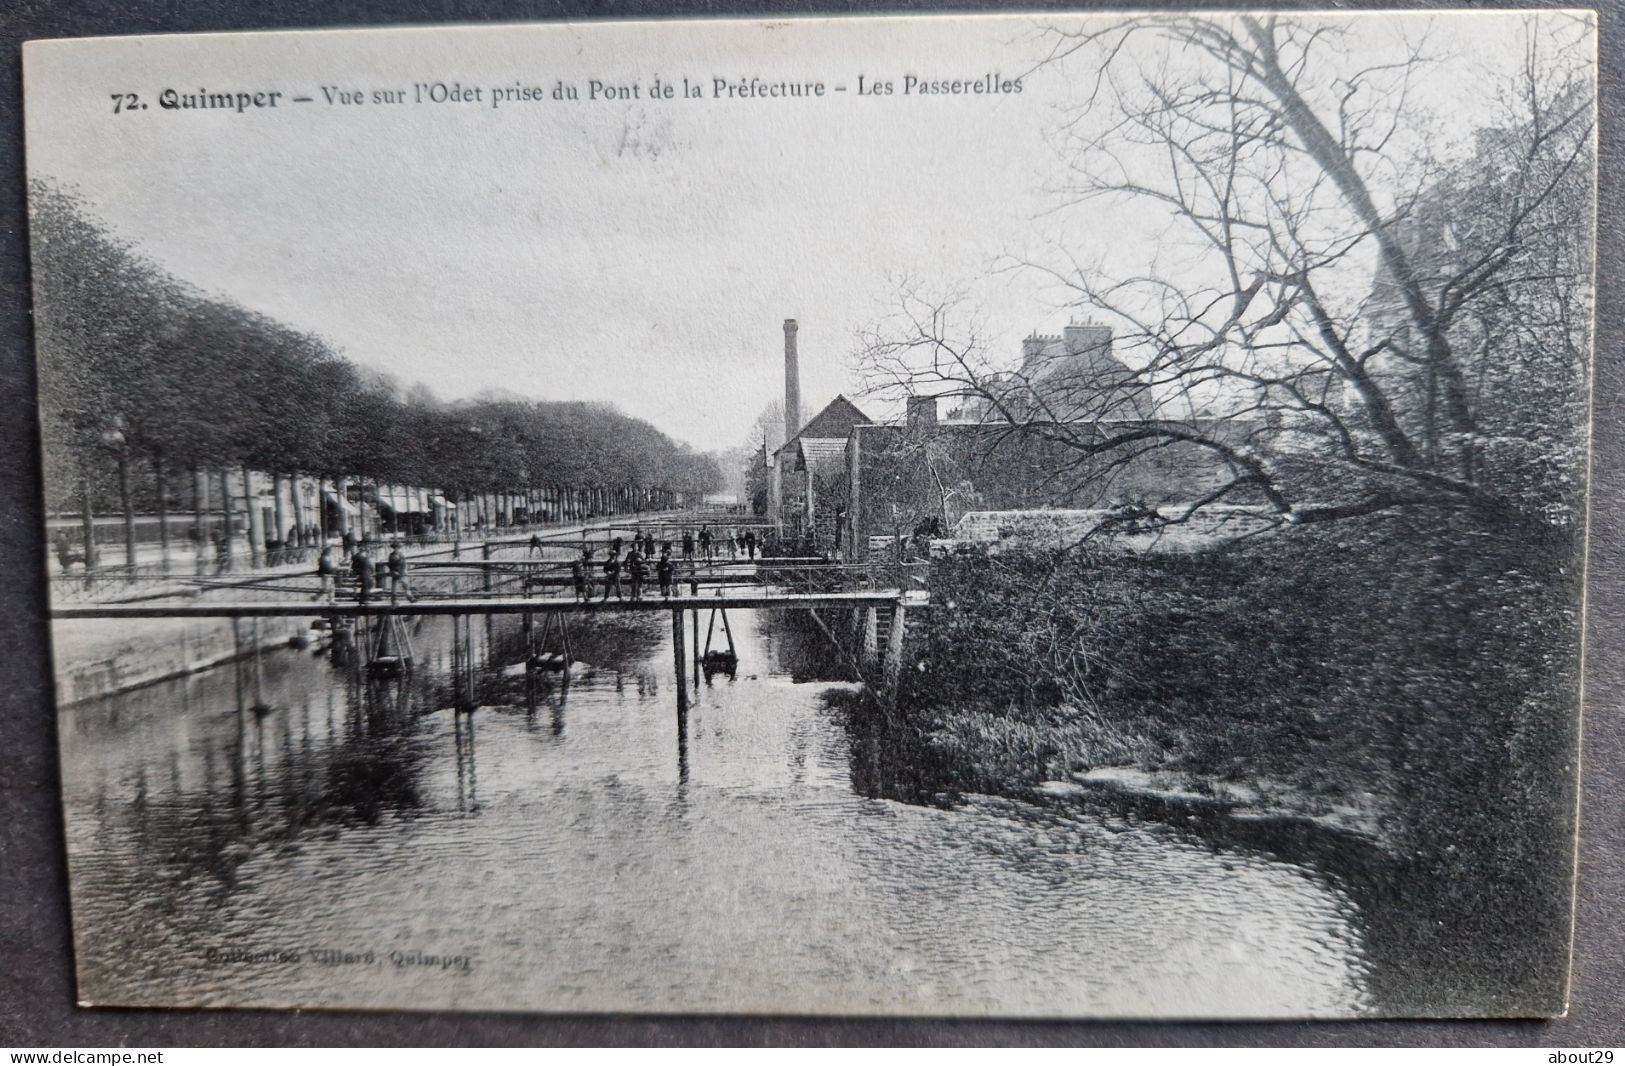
(323, 489, 361, 517)
(376, 487, 430, 514)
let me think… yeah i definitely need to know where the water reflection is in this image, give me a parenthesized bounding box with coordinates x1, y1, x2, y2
(60, 607, 1380, 1016)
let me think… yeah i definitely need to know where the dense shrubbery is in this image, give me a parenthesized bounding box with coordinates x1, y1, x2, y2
(902, 514, 1581, 946)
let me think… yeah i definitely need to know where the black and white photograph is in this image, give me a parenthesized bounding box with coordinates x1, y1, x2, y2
(21, 10, 1596, 1019)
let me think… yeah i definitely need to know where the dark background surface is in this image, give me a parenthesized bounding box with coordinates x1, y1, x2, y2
(1, 0, 1620, 1048)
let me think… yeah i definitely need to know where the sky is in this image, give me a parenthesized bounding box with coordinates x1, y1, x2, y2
(22, 12, 1568, 453)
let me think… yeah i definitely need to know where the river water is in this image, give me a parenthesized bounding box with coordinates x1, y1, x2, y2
(58, 607, 1379, 1017)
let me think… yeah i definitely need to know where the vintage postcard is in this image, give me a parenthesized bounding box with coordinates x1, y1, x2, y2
(24, 11, 1595, 1017)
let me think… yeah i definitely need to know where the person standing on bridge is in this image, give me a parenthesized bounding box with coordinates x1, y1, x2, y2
(626, 546, 647, 600)
(681, 530, 695, 562)
(657, 546, 674, 598)
(643, 531, 656, 559)
(351, 542, 375, 604)
(570, 558, 589, 602)
(315, 544, 338, 603)
(699, 525, 713, 563)
(743, 529, 757, 560)
(387, 541, 417, 603)
(528, 532, 544, 557)
(601, 550, 623, 601)
(726, 530, 738, 561)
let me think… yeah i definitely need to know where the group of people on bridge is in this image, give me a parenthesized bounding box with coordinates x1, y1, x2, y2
(529, 524, 761, 568)
(301, 522, 777, 608)
(559, 525, 761, 603)
(314, 534, 415, 605)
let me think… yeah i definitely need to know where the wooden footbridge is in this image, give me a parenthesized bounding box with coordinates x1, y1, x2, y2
(52, 579, 927, 715)
(50, 590, 911, 619)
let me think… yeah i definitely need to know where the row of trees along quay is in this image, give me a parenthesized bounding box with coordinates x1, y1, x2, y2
(30, 181, 723, 579)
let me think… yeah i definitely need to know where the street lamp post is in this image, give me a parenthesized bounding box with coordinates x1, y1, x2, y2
(79, 469, 97, 584)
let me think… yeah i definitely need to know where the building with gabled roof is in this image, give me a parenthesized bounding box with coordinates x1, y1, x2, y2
(768, 394, 873, 547)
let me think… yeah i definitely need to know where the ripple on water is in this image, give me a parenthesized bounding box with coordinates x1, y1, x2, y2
(60, 610, 1373, 1016)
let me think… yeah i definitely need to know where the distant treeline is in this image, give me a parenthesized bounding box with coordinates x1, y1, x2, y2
(28, 180, 721, 514)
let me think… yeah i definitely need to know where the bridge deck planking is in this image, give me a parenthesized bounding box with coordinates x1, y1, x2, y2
(52, 590, 917, 620)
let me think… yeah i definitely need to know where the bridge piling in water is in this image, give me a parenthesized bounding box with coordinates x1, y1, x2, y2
(231, 618, 245, 716)
(250, 617, 269, 712)
(671, 607, 688, 716)
(692, 609, 701, 689)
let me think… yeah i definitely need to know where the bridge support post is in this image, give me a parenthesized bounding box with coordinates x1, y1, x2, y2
(671, 608, 688, 715)
(883, 605, 907, 696)
(230, 617, 245, 716)
(481, 542, 493, 592)
(250, 617, 268, 712)
(860, 607, 880, 673)
(452, 613, 477, 712)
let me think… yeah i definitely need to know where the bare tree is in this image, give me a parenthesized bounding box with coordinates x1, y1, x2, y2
(855, 13, 1593, 532)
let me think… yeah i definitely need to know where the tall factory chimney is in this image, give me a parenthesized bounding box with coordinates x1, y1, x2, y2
(783, 318, 802, 442)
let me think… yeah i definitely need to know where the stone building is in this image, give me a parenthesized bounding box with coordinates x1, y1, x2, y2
(843, 325, 1246, 559)
(770, 394, 872, 548)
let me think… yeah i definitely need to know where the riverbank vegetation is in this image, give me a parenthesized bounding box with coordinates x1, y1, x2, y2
(846, 15, 1589, 1009)
(883, 512, 1582, 1012)
(905, 513, 1581, 844)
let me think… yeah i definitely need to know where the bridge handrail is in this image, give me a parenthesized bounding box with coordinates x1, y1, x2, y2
(51, 589, 918, 619)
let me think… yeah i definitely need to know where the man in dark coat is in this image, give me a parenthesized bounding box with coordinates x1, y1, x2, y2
(657, 547, 675, 598)
(626, 547, 647, 600)
(387, 541, 417, 602)
(351, 543, 375, 604)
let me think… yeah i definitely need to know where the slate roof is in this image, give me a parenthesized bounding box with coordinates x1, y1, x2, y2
(777, 395, 873, 464)
(795, 437, 848, 476)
